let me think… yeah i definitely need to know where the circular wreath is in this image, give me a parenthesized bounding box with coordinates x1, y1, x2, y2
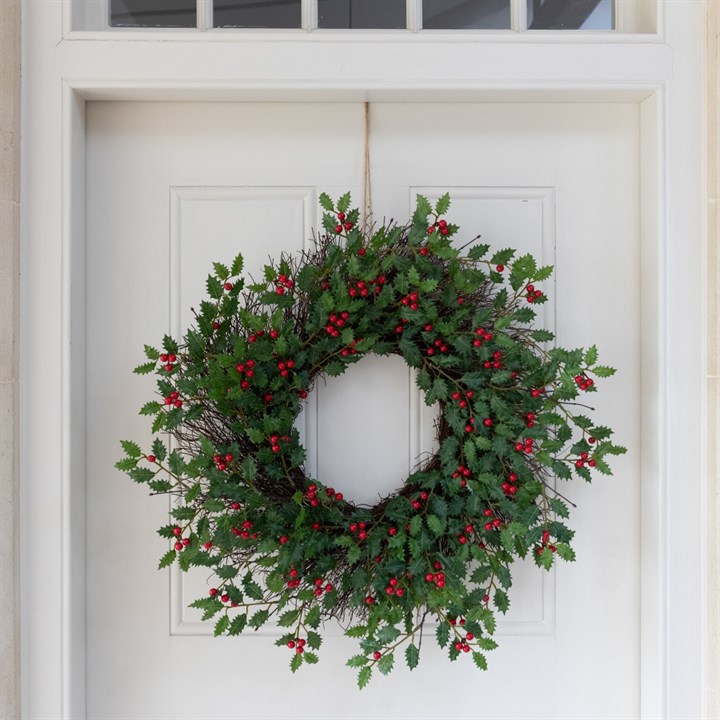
(117, 192, 625, 686)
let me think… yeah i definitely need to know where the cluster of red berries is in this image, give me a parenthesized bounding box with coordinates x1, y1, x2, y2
(473, 327, 493, 348)
(384, 577, 405, 597)
(287, 637, 307, 654)
(575, 451, 597, 469)
(235, 358, 255, 390)
(324, 486, 344, 502)
(424, 562, 446, 588)
(426, 337, 450, 355)
(427, 218, 449, 236)
(349, 520, 368, 540)
(163, 390, 183, 408)
(341, 340, 361, 357)
(208, 587, 238, 606)
(231, 519, 257, 540)
(277, 358, 295, 377)
(530, 387, 546, 398)
(314, 577, 333, 596)
(286, 567, 301, 589)
(348, 275, 386, 297)
(452, 464, 472, 488)
(408, 490, 429, 510)
(525, 283, 544, 303)
(269, 434, 289, 453)
(465, 417, 476, 434)
(483, 508, 502, 532)
(394, 317, 410, 334)
(247, 330, 266, 344)
(452, 619, 475, 654)
(575, 373, 594, 391)
(537, 529, 557, 555)
(305, 484, 320, 507)
(418, 245, 430, 256)
(333, 211, 353, 234)
(325, 311, 350, 337)
(457, 523, 475, 545)
(159, 352, 177, 373)
(451, 389, 474, 409)
(274, 273, 294, 295)
(401, 290, 420, 311)
(172, 525, 191, 552)
(515, 437, 535, 454)
(483, 351, 503, 370)
(525, 412, 536, 428)
(501, 472, 520, 496)
(213, 452, 233, 472)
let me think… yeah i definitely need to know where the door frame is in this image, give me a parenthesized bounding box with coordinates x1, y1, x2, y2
(21, 2, 707, 718)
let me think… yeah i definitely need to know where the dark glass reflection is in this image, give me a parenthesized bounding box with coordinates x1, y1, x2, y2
(318, 0, 406, 29)
(214, 0, 302, 27)
(110, 0, 197, 27)
(423, 0, 510, 29)
(527, 0, 614, 29)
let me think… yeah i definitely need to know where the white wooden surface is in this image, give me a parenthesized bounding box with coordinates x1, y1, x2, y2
(82, 100, 639, 719)
(19, 1, 707, 718)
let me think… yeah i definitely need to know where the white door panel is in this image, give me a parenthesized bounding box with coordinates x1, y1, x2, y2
(86, 101, 639, 719)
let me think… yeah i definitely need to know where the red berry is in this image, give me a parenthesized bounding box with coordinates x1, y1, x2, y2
(496, 264, 504, 272)
(147, 455, 156, 463)
(373, 651, 382, 660)
(224, 282, 233, 291)
(174, 541, 183, 551)
(365, 596, 374, 604)
(279, 535, 288, 544)
(209, 588, 218, 596)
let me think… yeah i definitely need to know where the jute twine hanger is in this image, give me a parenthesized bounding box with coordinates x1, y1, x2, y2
(362, 101, 373, 232)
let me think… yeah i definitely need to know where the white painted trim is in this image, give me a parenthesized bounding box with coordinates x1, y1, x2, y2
(20, 1, 707, 718)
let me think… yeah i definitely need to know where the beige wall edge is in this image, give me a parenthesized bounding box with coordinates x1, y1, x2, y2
(0, 1, 21, 719)
(709, 0, 720, 718)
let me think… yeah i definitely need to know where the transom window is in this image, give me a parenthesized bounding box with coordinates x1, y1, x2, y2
(106, 0, 615, 30)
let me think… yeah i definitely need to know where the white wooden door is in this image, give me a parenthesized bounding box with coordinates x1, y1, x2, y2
(85, 100, 639, 719)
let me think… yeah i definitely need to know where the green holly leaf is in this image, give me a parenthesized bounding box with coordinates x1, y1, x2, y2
(427, 514, 445, 536)
(230, 253, 244, 277)
(158, 549, 176, 569)
(228, 613, 247, 636)
(584, 345, 598, 366)
(319, 192, 334, 212)
(357, 666, 372, 689)
(435, 192, 451, 216)
(472, 651, 488, 670)
(436, 621, 450, 648)
(347, 654, 369, 668)
(214, 614, 230, 636)
(120, 440, 142, 458)
(377, 653, 394, 675)
(592, 365, 616, 377)
(554, 542, 576, 561)
(405, 643, 420, 670)
(494, 589, 510, 613)
(305, 604, 321, 629)
(337, 191, 351, 213)
(290, 652, 303, 673)
(249, 609, 269, 629)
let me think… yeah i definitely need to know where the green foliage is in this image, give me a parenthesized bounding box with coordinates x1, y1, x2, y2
(116, 191, 623, 686)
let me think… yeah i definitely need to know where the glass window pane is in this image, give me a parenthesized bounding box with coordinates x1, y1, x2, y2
(110, 0, 196, 27)
(318, 0, 406, 29)
(214, 0, 302, 27)
(423, 0, 510, 29)
(527, 0, 614, 29)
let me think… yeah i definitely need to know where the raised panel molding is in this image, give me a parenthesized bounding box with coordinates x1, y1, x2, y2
(168, 185, 316, 635)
